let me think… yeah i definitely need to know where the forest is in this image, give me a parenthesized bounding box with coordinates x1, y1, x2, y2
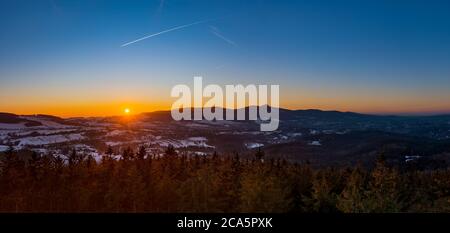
(0, 145, 449, 213)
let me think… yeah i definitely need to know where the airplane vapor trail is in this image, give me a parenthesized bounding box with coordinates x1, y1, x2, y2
(121, 19, 212, 47)
(209, 27, 237, 47)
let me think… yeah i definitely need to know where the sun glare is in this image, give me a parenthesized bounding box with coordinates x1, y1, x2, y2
(124, 108, 130, 114)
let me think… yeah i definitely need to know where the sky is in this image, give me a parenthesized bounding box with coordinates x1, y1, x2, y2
(1, 0, 450, 117)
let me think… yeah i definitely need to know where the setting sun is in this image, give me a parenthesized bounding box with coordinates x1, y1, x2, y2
(124, 108, 130, 114)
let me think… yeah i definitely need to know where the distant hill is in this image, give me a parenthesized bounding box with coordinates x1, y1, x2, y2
(0, 113, 79, 128)
(138, 106, 371, 121)
(0, 113, 42, 127)
(138, 106, 450, 122)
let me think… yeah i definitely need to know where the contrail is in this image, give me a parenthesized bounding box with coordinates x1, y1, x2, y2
(156, 0, 165, 15)
(209, 27, 237, 47)
(121, 19, 212, 47)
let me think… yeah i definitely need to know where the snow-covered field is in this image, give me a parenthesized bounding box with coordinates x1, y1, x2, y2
(0, 145, 10, 152)
(147, 137, 215, 149)
(15, 133, 85, 147)
(0, 115, 221, 159)
(308, 140, 322, 146)
(0, 123, 28, 129)
(245, 142, 264, 149)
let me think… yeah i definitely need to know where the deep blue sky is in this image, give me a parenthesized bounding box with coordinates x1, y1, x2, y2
(1, 0, 450, 116)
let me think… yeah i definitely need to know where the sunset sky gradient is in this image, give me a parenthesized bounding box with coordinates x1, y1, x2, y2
(1, 0, 450, 117)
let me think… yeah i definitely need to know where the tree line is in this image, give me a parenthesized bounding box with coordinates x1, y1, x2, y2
(0, 145, 449, 212)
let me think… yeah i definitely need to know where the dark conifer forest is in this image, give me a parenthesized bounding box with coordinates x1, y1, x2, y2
(0, 145, 449, 213)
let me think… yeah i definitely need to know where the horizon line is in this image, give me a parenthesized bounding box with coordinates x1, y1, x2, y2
(2, 106, 450, 119)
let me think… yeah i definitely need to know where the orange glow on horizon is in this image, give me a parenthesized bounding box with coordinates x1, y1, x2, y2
(0, 101, 172, 118)
(1, 97, 450, 118)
